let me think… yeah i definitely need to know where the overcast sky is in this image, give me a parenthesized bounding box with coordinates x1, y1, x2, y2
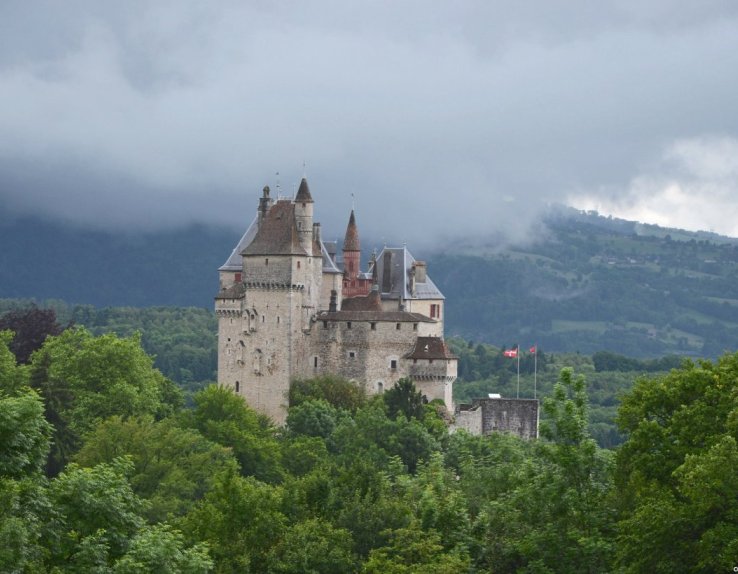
(2, 1, 738, 246)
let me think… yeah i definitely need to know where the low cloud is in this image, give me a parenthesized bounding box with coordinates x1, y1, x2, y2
(569, 136, 738, 236)
(2, 1, 738, 244)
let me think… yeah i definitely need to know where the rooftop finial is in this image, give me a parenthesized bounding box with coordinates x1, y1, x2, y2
(302, 160, 307, 178)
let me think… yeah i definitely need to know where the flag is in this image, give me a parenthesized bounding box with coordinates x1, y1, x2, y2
(503, 348, 518, 358)
(529, 345, 537, 353)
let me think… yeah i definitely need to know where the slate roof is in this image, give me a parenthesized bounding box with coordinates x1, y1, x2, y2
(317, 310, 435, 323)
(219, 215, 258, 271)
(375, 246, 444, 301)
(404, 337, 457, 360)
(214, 282, 246, 300)
(321, 241, 342, 274)
(295, 178, 313, 202)
(340, 290, 382, 311)
(242, 201, 309, 256)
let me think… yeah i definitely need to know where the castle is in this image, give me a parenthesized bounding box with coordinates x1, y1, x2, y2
(215, 179, 457, 423)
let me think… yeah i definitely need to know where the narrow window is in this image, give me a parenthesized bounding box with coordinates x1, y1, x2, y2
(313, 356, 318, 368)
(396, 323, 401, 330)
(390, 359, 397, 370)
(413, 359, 417, 364)
(347, 322, 352, 329)
(262, 316, 265, 323)
(349, 351, 356, 359)
(277, 316, 280, 324)
(413, 323, 418, 331)
(297, 261, 301, 269)
(377, 381, 384, 393)
(235, 381, 240, 393)
(323, 321, 328, 329)
(370, 322, 376, 330)
(265, 258, 269, 266)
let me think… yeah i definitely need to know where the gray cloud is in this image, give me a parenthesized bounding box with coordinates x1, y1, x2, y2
(2, 0, 738, 245)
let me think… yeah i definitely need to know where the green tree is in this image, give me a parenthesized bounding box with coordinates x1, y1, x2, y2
(113, 524, 213, 574)
(362, 522, 470, 574)
(181, 471, 286, 573)
(44, 457, 146, 569)
(383, 378, 425, 421)
(74, 416, 238, 522)
(289, 374, 367, 412)
(616, 352, 738, 572)
(266, 518, 357, 574)
(182, 385, 283, 483)
(30, 328, 183, 474)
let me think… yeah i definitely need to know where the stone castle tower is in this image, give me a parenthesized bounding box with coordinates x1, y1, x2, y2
(215, 179, 457, 423)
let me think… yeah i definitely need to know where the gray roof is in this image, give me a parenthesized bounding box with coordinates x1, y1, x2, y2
(219, 215, 258, 271)
(375, 246, 444, 300)
(219, 211, 341, 274)
(321, 241, 341, 274)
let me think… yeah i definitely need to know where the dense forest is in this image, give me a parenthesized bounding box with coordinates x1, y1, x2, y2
(4, 207, 738, 358)
(0, 299, 685, 448)
(3, 306, 738, 572)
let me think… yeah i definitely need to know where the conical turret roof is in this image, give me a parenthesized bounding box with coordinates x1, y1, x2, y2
(295, 178, 313, 202)
(343, 209, 360, 251)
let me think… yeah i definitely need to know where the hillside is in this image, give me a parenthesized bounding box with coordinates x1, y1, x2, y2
(3, 206, 738, 357)
(433, 208, 738, 358)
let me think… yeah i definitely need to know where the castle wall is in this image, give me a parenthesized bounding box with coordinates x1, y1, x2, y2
(453, 405, 483, 435)
(243, 255, 293, 284)
(479, 398, 539, 439)
(307, 319, 418, 393)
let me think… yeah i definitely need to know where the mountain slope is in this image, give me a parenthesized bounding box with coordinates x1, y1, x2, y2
(3, 207, 738, 358)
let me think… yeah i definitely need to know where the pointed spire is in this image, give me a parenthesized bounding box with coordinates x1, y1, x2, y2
(343, 209, 360, 252)
(295, 177, 313, 203)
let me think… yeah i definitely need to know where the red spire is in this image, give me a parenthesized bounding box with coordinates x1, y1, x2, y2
(343, 209, 360, 252)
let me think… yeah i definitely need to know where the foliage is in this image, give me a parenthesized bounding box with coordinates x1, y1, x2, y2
(29, 327, 182, 475)
(289, 374, 367, 412)
(0, 388, 52, 479)
(74, 416, 238, 522)
(383, 378, 425, 421)
(0, 305, 66, 364)
(182, 385, 283, 483)
(615, 352, 738, 572)
(113, 523, 213, 574)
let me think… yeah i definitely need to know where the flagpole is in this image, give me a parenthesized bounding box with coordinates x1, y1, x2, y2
(516, 344, 520, 399)
(533, 344, 537, 399)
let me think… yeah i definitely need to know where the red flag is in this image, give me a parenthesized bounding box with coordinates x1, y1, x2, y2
(503, 348, 518, 358)
(529, 345, 537, 353)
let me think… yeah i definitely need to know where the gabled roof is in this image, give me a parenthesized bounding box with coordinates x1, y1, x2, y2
(219, 215, 259, 271)
(242, 201, 309, 256)
(375, 246, 444, 300)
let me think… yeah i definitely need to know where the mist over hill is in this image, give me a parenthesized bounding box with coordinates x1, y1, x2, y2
(3, 206, 738, 358)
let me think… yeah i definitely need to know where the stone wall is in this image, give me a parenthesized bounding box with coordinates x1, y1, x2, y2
(452, 398, 539, 440)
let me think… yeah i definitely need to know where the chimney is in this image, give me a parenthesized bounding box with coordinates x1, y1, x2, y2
(313, 222, 321, 244)
(329, 289, 338, 312)
(382, 251, 392, 293)
(258, 185, 272, 223)
(409, 264, 416, 297)
(414, 261, 427, 283)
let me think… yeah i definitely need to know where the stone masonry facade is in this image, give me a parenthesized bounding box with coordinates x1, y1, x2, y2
(215, 179, 456, 423)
